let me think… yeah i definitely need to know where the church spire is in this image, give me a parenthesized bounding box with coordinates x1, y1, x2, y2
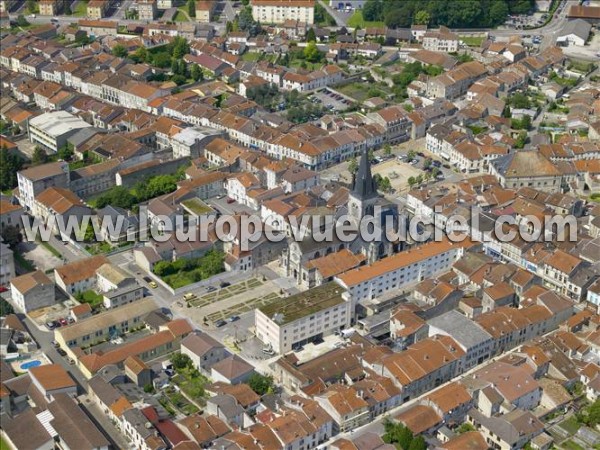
(352, 149, 377, 200)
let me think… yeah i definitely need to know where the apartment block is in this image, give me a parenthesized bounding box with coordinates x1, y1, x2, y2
(255, 283, 352, 354)
(251, 0, 315, 25)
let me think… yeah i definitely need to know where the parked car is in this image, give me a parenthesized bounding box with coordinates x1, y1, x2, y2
(0, 286, 7, 293)
(46, 321, 58, 330)
(183, 293, 197, 301)
(214, 319, 227, 328)
(51, 340, 60, 348)
(228, 315, 240, 323)
(57, 348, 67, 357)
(143, 276, 152, 283)
(59, 318, 68, 327)
(149, 281, 158, 289)
(206, 286, 217, 292)
(220, 281, 231, 288)
(226, 197, 235, 204)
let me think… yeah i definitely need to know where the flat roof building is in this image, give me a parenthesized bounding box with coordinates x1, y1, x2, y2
(29, 111, 92, 153)
(255, 283, 351, 354)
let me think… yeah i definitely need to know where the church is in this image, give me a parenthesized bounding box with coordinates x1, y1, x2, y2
(282, 149, 402, 285)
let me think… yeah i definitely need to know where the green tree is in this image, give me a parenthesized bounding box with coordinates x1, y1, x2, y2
(423, 158, 432, 170)
(306, 27, 316, 43)
(170, 36, 190, 59)
(83, 222, 95, 243)
(26, 0, 37, 14)
(0, 146, 24, 191)
(1, 224, 22, 248)
(248, 373, 275, 395)
(0, 298, 14, 316)
(363, 0, 383, 21)
(16, 15, 30, 27)
(348, 157, 358, 175)
(383, 420, 414, 449)
(171, 352, 193, 371)
(152, 52, 172, 68)
(133, 45, 148, 63)
(112, 44, 128, 58)
(64, 1, 72, 15)
(414, 10, 431, 25)
(226, 20, 234, 33)
(406, 150, 416, 161)
(488, 0, 509, 27)
(190, 63, 203, 82)
(238, 6, 255, 31)
(456, 423, 475, 434)
(187, 0, 196, 18)
(171, 74, 187, 85)
(304, 41, 320, 62)
(383, 144, 392, 157)
(32, 146, 48, 165)
(57, 143, 74, 161)
(515, 131, 527, 149)
(407, 176, 416, 188)
(408, 436, 427, 450)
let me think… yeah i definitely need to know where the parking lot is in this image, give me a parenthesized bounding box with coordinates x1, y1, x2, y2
(311, 89, 352, 112)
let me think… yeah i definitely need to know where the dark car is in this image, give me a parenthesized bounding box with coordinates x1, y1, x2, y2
(57, 348, 67, 357)
(214, 319, 227, 328)
(143, 276, 152, 283)
(206, 286, 217, 292)
(228, 315, 240, 323)
(220, 281, 231, 288)
(226, 197, 235, 204)
(417, 152, 425, 157)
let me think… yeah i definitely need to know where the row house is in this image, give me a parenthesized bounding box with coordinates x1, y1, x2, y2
(426, 61, 488, 99)
(367, 105, 412, 144)
(281, 65, 344, 92)
(422, 27, 459, 53)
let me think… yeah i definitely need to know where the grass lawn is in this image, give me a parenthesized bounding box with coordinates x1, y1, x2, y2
(241, 52, 262, 62)
(590, 193, 600, 203)
(39, 240, 62, 258)
(173, 11, 189, 22)
(73, 0, 89, 17)
(172, 369, 209, 406)
(0, 435, 10, 450)
(162, 385, 199, 415)
(559, 416, 582, 435)
(86, 241, 113, 255)
(347, 10, 384, 28)
(14, 251, 35, 272)
(76, 290, 104, 309)
(289, 60, 323, 71)
(460, 35, 485, 47)
(562, 440, 586, 450)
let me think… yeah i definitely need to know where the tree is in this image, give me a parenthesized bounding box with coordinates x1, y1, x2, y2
(152, 52, 172, 68)
(0, 146, 24, 191)
(515, 131, 527, 149)
(190, 63, 203, 82)
(112, 44, 128, 58)
(16, 15, 29, 27)
(456, 423, 475, 434)
(587, 399, 600, 426)
(26, 0, 37, 13)
(406, 150, 416, 161)
(306, 27, 316, 43)
(171, 353, 193, 371)
(488, 0, 509, 27)
(383, 144, 392, 157)
(408, 436, 427, 450)
(226, 20, 234, 33)
(170, 36, 190, 59)
(423, 158, 432, 170)
(363, 0, 383, 21)
(187, 0, 196, 18)
(238, 6, 255, 31)
(32, 146, 48, 165)
(383, 420, 414, 449)
(171, 74, 187, 86)
(407, 176, 417, 188)
(1, 224, 22, 248)
(0, 298, 14, 316)
(64, 1, 72, 15)
(304, 41, 320, 62)
(414, 10, 431, 25)
(348, 157, 358, 175)
(248, 373, 275, 395)
(57, 143, 74, 161)
(133, 45, 148, 63)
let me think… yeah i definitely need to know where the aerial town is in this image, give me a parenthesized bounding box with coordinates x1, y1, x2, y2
(0, 0, 600, 449)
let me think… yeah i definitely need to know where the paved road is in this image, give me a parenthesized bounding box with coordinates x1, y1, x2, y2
(317, 0, 350, 27)
(223, 0, 237, 22)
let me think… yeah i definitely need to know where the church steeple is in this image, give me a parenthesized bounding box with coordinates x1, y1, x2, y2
(352, 149, 377, 200)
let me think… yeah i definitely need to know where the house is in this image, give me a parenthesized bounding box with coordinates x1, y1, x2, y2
(78, 19, 118, 36)
(1, 409, 54, 450)
(0, 240, 15, 286)
(32, 187, 92, 237)
(422, 381, 473, 424)
(29, 363, 77, 401)
(315, 385, 370, 433)
(177, 414, 231, 447)
(467, 408, 544, 450)
(124, 355, 153, 387)
(70, 303, 93, 322)
(394, 404, 442, 435)
(137, 0, 157, 20)
(196, 0, 217, 22)
(567, 5, 600, 24)
(423, 27, 459, 53)
(10, 270, 55, 313)
(87, 0, 112, 19)
(54, 255, 109, 295)
(211, 355, 255, 385)
(251, 0, 315, 25)
(181, 332, 229, 375)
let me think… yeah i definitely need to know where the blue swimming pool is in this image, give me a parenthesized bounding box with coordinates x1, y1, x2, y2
(20, 360, 42, 370)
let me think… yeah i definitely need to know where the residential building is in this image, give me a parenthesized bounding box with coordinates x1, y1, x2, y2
(137, 0, 157, 20)
(39, 0, 61, 16)
(0, 240, 15, 286)
(10, 270, 55, 313)
(335, 239, 477, 303)
(54, 255, 109, 295)
(251, 0, 315, 25)
(87, 0, 111, 19)
(29, 363, 77, 401)
(54, 297, 158, 350)
(181, 331, 229, 374)
(489, 151, 562, 192)
(315, 385, 370, 433)
(211, 355, 255, 384)
(196, 0, 216, 22)
(423, 27, 459, 53)
(255, 283, 352, 354)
